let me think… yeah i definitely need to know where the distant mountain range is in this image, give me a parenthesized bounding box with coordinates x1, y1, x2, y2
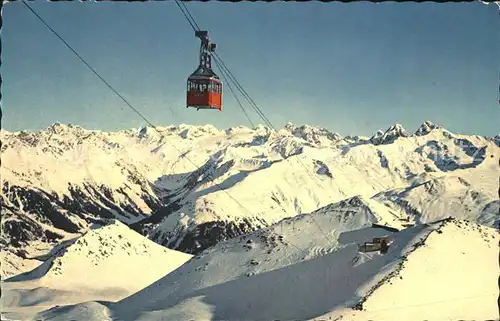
(2, 120, 498, 264)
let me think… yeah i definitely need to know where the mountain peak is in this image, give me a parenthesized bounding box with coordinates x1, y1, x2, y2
(282, 123, 342, 145)
(415, 120, 441, 136)
(138, 126, 149, 137)
(45, 122, 87, 137)
(493, 135, 500, 147)
(6, 220, 192, 293)
(47, 122, 70, 133)
(370, 123, 409, 145)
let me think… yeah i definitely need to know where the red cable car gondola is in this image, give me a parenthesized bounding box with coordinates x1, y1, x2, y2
(186, 31, 222, 111)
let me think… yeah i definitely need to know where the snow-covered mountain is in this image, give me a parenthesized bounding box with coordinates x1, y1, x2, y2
(1, 220, 192, 321)
(34, 216, 499, 321)
(2, 120, 498, 259)
(5, 219, 192, 291)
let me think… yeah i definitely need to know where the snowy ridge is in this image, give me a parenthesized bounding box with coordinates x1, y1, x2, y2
(1, 120, 499, 256)
(414, 120, 441, 136)
(319, 219, 499, 321)
(32, 196, 402, 320)
(370, 123, 409, 145)
(372, 175, 499, 226)
(5, 219, 192, 293)
(34, 217, 499, 321)
(493, 134, 500, 147)
(1, 220, 192, 320)
(1, 250, 43, 280)
(283, 122, 343, 147)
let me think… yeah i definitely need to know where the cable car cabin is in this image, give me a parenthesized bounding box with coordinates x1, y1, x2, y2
(186, 76, 222, 111)
(186, 30, 223, 111)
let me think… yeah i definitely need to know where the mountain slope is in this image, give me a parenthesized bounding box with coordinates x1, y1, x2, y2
(32, 196, 404, 320)
(1, 220, 192, 321)
(35, 217, 498, 321)
(317, 219, 499, 321)
(5, 219, 192, 292)
(1, 250, 43, 280)
(2, 121, 498, 256)
(136, 121, 498, 253)
(372, 175, 499, 226)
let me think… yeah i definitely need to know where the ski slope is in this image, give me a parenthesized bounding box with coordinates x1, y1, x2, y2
(34, 218, 499, 321)
(1, 220, 192, 320)
(316, 220, 499, 321)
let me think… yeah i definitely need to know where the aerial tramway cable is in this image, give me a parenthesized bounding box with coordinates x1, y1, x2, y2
(20, 0, 258, 223)
(212, 57, 256, 128)
(176, 1, 329, 195)
(175, 0, 334, 245)
(21, 0, 329, 254)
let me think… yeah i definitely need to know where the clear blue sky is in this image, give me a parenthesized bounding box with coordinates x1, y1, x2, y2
(2, 1, 499, 137)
